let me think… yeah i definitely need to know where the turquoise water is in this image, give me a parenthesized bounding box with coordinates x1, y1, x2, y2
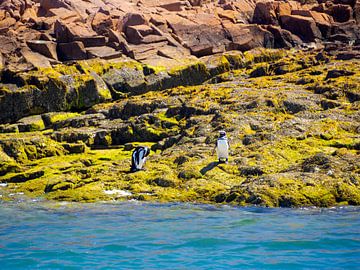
(0, 200, 359, 269)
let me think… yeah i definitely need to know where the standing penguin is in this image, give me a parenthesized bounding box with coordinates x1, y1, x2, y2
(130, 146, 151, 172)
(213, 130, 230, 163)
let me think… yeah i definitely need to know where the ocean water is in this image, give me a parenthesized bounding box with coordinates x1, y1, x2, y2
(0, 200, 359, 270)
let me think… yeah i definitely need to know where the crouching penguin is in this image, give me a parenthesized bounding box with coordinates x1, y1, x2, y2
(130, 146, 150, 172)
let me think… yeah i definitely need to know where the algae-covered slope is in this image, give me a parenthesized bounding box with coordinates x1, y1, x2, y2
(0, 49, 359, 207)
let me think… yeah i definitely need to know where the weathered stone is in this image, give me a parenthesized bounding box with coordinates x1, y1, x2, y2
(57, 41, 87, 61)
(280, 15, 322, 42)
(253, 1, 278, 25)
(329, 4, 353, 23)
(225, 23, 274, 51)
(101, 66, 146, 97)
(26, 40, 58, 60)
(21, 48, 53, 68)
(86, 46, 122, 60)
(17, 115, 45, 132)
(54, 20, 97, 43)
(267, 25, 302, 48)
(91, 12, 112, 36)
(117, 12, 147, 32)
(325, 69, 355, 79)
(292, 10, 333, 37)
(125, 24, 154, 44)
(0, 35, 18, 55)
(40, 0, 72, 12)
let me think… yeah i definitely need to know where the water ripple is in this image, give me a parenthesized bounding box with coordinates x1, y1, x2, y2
(0, 201, 359, 269)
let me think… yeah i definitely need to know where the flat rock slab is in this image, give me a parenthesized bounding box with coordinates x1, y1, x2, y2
(86, 46, 122, 60)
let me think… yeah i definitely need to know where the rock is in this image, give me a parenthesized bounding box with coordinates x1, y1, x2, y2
(150, 177, 176, 187)
(86, 46, 122, 60)
(0, 35, 18, 55)
(280, 15, 322, 42)
(125, 24, 154, 44)
(355, 0, 360, 23)
(302, 153, 331, 172)
(225, 23, 274, 51)
(53, 113, 106, 130)
(266, 25, 302, 48)
(159, 0, 187, 12)
(74, 36, 106, 48)
(54, 20, 97, 43)
(326, 69, 355, 79)
(252, 1, 278, 25)
(166, 13, 228, 56)
(91, 11, 112, 36)
(21, 48, 53, 68)
(292, 10, 333, 38)
(240, 167, 264, 176)
(117, 12, 147, 32)
(108, 29, 132, 55)
(0, 52, 4, 70)
(0, 17, 16, 29)
(57, 41, 87, 61)
(46, 7, 82, 23)
(329, 4, 353, 23)
(6, 170, 45, 183)
(17, 115, 45, 132)
(276, 1, 292, 17)
(283, 98, 318, 114)
(62, 142, 86, 154)
(336, 51, 360, 60)
(40, 0, 72, 12)
(26, 40, 58, 60)
(101, 65, 146, 97)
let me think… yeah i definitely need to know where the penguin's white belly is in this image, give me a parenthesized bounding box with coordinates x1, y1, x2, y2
(136, 157, 146, 169)
(217, 140, 229, 159)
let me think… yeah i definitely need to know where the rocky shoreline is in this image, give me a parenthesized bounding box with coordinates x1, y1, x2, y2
(0, 0, 359, 206)
(1, 48, 359, 207)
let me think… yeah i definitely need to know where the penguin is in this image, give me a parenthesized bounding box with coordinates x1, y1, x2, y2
(130, 146, 151, 172)
(214, 130, 230, 163)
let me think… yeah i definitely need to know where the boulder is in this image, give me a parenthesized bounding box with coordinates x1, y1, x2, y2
(225, 23, 274, 51)
(21, 48, 53, 68)
(57, 41, 87, 61)
(252, 1, 278, 25)
(0, 17, 16, 29)
(17, 115, 45, 132)
(291, 10, 333, 37)
(276, 2, 292, 17)
(280, 15, 322, 42)
(117, 13, 148, 32)
(54, 20, 97, 43)
(46, 7, 82, 23)
(266, 25, 302, 48)
(329, 4, 353, 22)
(159, 0, 186, 11)
(108, 29, 132, 55)
(0, 35, 18, 55)
(125, 24, 154, 44)
(166, 13, 228, 56)
(91, 11, 112, 36)
(26, 40, 58, 60)
(40, 0, 72, 12)
(355, 0, 360, 23)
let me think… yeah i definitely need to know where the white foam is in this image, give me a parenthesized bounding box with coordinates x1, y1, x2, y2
(0, 183, 8, 187)
(104, 189, 132, 196)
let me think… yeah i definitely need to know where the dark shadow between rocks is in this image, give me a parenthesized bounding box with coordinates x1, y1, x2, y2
(200, 162, 218, 175)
